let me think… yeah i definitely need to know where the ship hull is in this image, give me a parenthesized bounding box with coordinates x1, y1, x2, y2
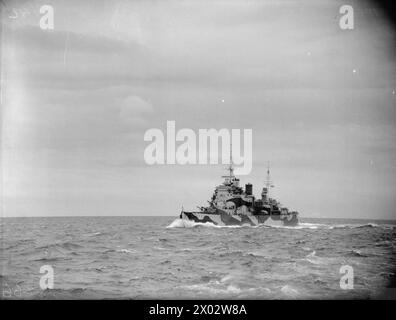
(181, 210, 298, 227)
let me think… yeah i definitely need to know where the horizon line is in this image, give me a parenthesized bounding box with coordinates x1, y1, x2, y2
(1, 215, 396, 222)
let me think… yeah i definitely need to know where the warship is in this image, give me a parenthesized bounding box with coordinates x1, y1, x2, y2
(180, 149, 299, 227)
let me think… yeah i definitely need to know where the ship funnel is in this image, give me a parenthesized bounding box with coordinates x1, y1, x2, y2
(245, 183, 253, 195)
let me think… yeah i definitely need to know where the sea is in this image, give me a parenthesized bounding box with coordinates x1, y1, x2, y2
(1, 216, 395, 299)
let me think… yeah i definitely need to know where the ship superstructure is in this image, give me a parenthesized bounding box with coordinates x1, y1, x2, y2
(180, 150, 299, 226)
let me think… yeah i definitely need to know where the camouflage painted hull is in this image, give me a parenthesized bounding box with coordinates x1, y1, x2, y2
(181, 210, 299, 227)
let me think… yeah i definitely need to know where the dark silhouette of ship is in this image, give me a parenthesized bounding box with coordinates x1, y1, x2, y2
(180, 148, 299, 227)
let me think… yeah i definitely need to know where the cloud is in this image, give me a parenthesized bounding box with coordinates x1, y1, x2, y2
(2, 0, 396, 218)
(119, 95, 154, 115)
(119, 95, 154, 127)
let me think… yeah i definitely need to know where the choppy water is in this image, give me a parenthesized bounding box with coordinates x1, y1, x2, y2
(1, 216, 395, 299)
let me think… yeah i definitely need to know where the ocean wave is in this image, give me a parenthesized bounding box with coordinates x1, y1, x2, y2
(348, 249, 368, 257)
(85, 232, 106, 237)
(215, 250, 260, 260)
(168, 219, 324, 229)
(263, 221, 395, 231)
(167, 218, 395, 231)
(302, 251, 322, 265)
(270, 221, 396, 231)
(299, 250, 344, 266)
(280, 285, 300, 298)
(4, 239, 35, 250)
(102, 248, 136, 254)
(37, 241, 82, 251)
(31, 256, 71, 262)
(330, 223, 394, 230)
(375, 240, 393, 247)
(268, 222, 323, 230)
(178, 247, 204, 252)
(295, 223, 324, 229)
(116, 249, 136, 254)
(31, 287, 99, 299)
(329, 225, 349, 230)
(183, 282, 242, 296)
(4, 243, 22, 250)
(181, 276, 274, 298)
(167, 219, 213, 228)
(354, 223, 379, 229)
(246, 251, 267, 258)
(153, 246, 169, 251)
(306, 250, 316, 258)
(278, 222, 394, 230)
(166, 218, 243, 229)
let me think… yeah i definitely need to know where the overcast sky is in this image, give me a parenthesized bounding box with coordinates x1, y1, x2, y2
(2, 0, 396, 219)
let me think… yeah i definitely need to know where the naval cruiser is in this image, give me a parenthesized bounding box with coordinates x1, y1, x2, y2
(180, 153, 299, 227)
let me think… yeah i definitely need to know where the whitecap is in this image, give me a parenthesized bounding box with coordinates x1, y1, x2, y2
(116, 249, 136, 254)
(166, 218, 241, 229)
(183, 282, 242, 296)
(306, 250, 316, 258)
(281, 285, 300, 297)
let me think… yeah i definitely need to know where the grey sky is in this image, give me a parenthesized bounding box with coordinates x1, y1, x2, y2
(2, 0, 396, 219)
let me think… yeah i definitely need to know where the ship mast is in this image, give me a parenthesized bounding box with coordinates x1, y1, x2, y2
(265, 162, 274, 196)
(228, 140, 234, 178)
(222, 140, 235, 184)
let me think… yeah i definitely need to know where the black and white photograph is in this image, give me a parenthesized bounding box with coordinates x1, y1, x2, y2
(1, 0, 396, 307)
